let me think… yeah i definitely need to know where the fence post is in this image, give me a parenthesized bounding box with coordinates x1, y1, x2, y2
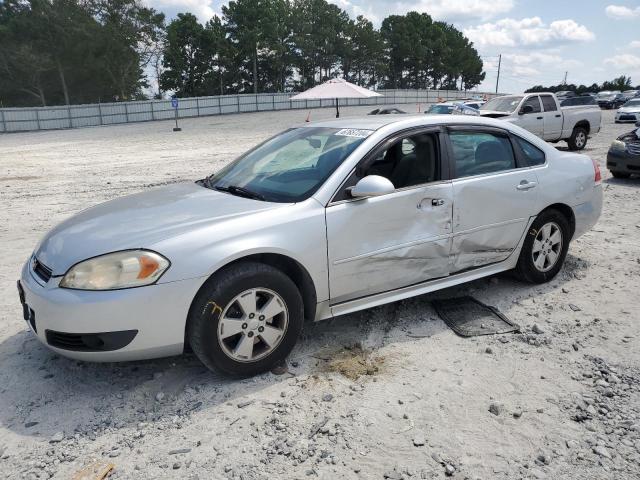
(151, 101, 155, 121)
(272, 94, 275, 111)
(124, 102, 129, 123)
(255, 94, 258, 112)
(217, 96, 221, 115)
(67, 105, 72, 129)
(35, 108, 41, 130)
(196, 97, 200, 117)
(236, 95, 240, 113)
(98, 102, 103, 125)
(0, 108, 5, 133)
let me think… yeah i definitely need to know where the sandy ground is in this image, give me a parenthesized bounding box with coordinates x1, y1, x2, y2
(0, 106, 639, 480)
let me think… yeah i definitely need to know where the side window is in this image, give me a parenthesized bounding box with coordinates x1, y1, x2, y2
(522, 96, 542, 114)
(364, 133, 440, 189)
(450, 131, 517, 178)
(541, 95, 557, 111)
(514, 136, 546, 166)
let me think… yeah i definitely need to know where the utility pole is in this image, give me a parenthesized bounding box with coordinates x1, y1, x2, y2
(495, 54, 502, 94)
(563, 71, 568, 85)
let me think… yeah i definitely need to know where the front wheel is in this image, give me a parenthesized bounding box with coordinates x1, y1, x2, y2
(187, 262, 304, 376)
(515, 209, 571, 284)
(567, 126, 588, 151)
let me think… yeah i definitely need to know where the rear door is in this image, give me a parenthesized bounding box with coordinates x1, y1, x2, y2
(445, 127, 539, 272)
(325, 128, 453, 304)
(518, 96, 544, 137)
(540, 94, 563, 140)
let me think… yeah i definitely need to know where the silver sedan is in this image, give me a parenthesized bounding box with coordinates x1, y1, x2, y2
(18, 115, 603, 376)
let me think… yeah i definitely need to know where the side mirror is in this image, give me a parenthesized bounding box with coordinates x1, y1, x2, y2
(519, 104, 534, 115)
(349, 175, 395, 198)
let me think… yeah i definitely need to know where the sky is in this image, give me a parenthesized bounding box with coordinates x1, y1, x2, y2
(145, 0, 640, 93)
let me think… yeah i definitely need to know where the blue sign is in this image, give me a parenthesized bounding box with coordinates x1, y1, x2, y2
(171, 98, 179, 109)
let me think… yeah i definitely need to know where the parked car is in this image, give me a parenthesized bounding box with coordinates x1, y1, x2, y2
(622, 90, 639, 100)
(607, 121, 640, 178)
(580, 92, 597, 97)
(596, 91, 625, 109)
(368, 107, 406, 115)
(479, 92, 602, 150)
(615, 99, 640, 123)
(18, 115, 603, 376)
(555, 90, 576, 101)
(560, 96, 597, 107)
(426, 100, 485, 115)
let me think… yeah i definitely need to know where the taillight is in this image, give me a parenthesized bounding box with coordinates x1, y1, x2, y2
(592, 158, 602, 185)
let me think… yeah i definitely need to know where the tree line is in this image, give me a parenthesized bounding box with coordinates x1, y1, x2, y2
(0, 0, 485, 107)
(525, 76, 639, 95)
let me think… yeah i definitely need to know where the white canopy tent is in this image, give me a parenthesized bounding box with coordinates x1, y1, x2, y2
(290, 78, 383, 118)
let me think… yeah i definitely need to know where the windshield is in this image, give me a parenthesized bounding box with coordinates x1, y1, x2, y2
(201, 127, 369, 203)
(480, 96, 523, 113)
(624, 99, 640, 107)
(427, 105, 453, 114)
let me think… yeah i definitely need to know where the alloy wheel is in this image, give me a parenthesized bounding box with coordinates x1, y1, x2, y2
(217, 288, 289, 363)
(532, 222, 563, 273)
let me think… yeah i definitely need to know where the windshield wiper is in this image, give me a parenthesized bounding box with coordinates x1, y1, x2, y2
(214, 184, 266, 201)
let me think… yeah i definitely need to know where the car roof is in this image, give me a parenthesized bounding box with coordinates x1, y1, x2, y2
(301, 114, 517, 131)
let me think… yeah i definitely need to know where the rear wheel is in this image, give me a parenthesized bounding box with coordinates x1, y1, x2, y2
(611, 171, 631, 179)
(515, 209, 570, 284)
(567, 126, 588, 151)
(187, 262, 304, 376)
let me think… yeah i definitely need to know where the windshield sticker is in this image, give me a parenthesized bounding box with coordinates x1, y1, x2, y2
(334, 128, 373, 138)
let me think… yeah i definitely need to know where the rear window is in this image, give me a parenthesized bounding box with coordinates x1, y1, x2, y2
(514, 136, 545, 166)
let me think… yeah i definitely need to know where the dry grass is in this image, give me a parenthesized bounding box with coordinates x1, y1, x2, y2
(322, 345, 385, 381)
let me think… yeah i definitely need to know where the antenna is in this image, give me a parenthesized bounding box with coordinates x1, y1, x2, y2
(495, 54, 502, 94)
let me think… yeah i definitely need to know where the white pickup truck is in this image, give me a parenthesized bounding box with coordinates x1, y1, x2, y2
(479, 92, 602, 150)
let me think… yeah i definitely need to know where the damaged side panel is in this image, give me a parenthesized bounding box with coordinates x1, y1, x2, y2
(450, 169, 539, 273)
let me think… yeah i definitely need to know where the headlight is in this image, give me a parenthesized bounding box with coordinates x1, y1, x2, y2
(610, 140, 626, 152)
(60, 250, 170, 290)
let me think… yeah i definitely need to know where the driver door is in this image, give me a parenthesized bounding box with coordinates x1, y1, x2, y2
(325, 129, 453, 304)
(519, 95, 544, 137)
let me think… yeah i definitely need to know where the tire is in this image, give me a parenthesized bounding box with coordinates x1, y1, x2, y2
(567, 126, 588, 151)
(515, 209, 571, 284)
(187, 262, 304, 377)
(611, 171, 631, 179)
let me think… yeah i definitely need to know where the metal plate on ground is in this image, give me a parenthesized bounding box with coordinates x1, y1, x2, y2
(432, 296, 519, 337)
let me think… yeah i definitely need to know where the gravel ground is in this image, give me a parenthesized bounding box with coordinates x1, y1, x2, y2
(0, 107, 639, 480)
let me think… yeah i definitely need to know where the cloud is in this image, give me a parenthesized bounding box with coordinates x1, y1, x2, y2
(605, 5, 640, 20)
(464, 17, 595, 48)
(604, 54, 640, 69)
(487, 52, 581, 78)
(144, 0, 216, 23)
(330, 0, 514, 23)
(630, 40, 640, 49)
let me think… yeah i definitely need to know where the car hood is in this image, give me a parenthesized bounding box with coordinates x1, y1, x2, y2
(618, 106, 640, 113)
(35, 182, 285, 275)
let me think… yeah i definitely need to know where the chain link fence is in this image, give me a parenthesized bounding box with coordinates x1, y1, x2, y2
(0, 89, 501, 133)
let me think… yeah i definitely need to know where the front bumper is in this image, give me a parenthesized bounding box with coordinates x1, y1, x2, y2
(615, 112, 640, 123)
(19, 261, 205, 362)
(607, 149, 640, 175)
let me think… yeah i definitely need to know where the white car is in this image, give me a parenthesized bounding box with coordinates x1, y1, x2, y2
(19, 115, 603, 376)
(480, 92, 602, 150)
(615, 98, 640, 123)
(426, 100, 485, 114)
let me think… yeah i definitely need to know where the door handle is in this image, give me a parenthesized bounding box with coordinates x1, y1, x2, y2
(555, 114, 561, 118)
(516, 180, 537, 191)
(536, 116, 543, 120)
(431, 198, 445, 206)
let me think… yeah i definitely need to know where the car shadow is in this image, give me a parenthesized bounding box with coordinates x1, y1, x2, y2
(604, 176, 640, 187)
(0, 256, 580, 441)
